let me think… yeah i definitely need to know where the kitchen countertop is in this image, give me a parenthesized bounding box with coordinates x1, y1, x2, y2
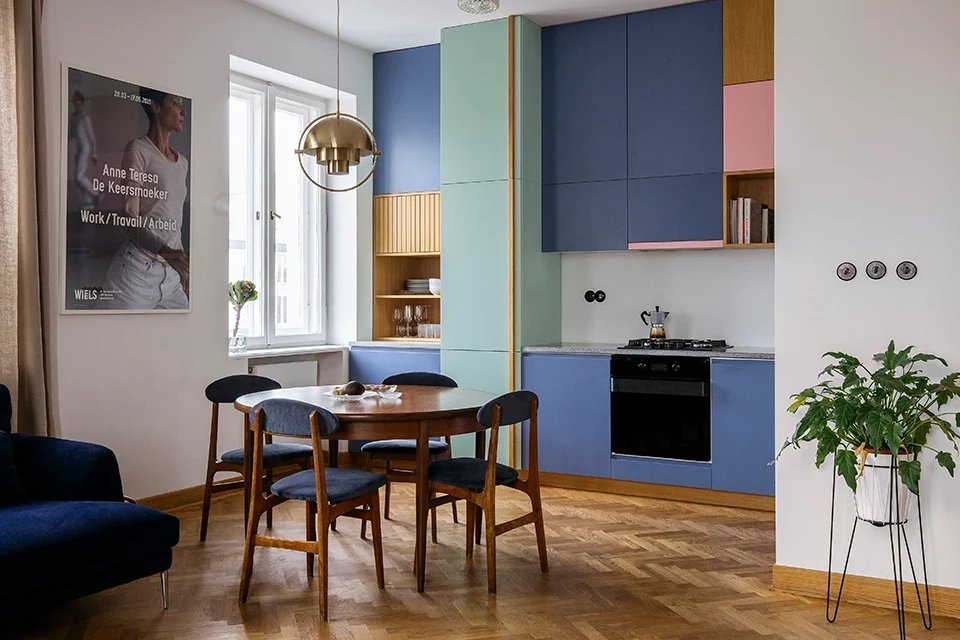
(350, 340, 441, 350)
(521, 342, 774, 360)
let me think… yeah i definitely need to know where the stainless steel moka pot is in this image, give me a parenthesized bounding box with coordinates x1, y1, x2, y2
(639, 305, 670, 339)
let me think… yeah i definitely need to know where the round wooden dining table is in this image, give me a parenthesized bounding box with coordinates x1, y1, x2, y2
(234, 384, 496, 592)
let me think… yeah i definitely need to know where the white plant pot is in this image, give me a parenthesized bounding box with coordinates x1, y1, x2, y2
(854, 452, 912, 526)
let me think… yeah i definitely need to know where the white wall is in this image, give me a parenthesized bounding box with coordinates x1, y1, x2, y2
(776, 0, 960, 586)
(42, 0, 373, 498)
(561, 250, 774, 346)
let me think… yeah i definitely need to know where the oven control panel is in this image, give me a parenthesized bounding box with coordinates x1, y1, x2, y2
(611, 355, 710, 380)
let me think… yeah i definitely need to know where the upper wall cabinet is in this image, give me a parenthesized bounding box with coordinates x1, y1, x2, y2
(628, 174, 722, 245)
(627, 1, 722, 179)
(543, 180, 627, 251)
(441, 20, 509, 185)
(723, 0, 774, 85)
(373, 45, 441, 195)
(541, 16, 627, 185)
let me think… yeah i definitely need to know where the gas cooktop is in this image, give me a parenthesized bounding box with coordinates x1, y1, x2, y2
(620, 338, 730, 351)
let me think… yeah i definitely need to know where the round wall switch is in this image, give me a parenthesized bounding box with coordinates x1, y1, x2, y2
(866, 261, 887, 280)
(595, 290, 606, 302)
(837, 262, 857, 281)
(896, 261, 917, 280)
(584, 290, 596, 302)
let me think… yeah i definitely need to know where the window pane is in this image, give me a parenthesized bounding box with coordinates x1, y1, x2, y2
(228, 87, 265, 339)
(273, 97, 318, 336)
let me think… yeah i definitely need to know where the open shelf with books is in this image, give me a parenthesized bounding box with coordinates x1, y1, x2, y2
(723, 169, 774, 248)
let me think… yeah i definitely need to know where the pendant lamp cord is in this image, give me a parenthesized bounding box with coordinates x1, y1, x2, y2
(336, 0, 341, 115)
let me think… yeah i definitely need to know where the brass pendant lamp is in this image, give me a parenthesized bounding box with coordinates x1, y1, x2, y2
(296, 0, 380, 192)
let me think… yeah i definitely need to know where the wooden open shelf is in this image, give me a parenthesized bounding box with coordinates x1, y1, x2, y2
(723, 169, 774, 248)
(372, 192, 442, 341)
(376, 337, 440, 344)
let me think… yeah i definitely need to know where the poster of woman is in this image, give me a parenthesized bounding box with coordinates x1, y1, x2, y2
(63, 67, 192, 312)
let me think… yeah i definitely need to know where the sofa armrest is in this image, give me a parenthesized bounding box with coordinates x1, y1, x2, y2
(11, 435, 124, 502)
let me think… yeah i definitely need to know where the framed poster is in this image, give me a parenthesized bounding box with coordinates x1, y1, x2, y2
(62, 67, 192, 313)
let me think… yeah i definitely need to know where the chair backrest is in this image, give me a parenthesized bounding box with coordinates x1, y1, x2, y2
(0, 384, 11, 434)
(252, 398, 339, 437)
(477, 390, 537, 428)
(382, 371, 458, 388)
(476, 390, 540, 475)
(205, 374, 281, 404)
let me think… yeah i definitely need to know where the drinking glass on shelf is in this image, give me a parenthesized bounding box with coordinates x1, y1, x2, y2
(403, 305, 414, 338)
(393, 307, 404, 337)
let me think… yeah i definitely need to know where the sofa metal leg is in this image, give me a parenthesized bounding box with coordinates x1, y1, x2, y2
(160, 571, 169, 610)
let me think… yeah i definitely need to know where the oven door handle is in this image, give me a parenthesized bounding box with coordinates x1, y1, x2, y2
(610, 378, 708, 397)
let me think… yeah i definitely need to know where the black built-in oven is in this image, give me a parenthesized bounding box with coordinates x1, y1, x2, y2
(610, 354, 711, 462)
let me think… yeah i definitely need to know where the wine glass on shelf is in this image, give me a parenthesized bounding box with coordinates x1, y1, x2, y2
(403, 305, 414, 338)
(393, 307, 404, 337)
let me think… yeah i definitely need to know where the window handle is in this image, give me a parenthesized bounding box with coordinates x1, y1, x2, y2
(270, 210, 282, 220)
(255, 210, 261, 220)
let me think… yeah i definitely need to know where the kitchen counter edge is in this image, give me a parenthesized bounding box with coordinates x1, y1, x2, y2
(350, 340, 441, 350)
(521, 343, 774, 360)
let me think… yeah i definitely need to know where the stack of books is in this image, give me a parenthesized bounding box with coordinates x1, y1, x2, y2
(728, 197, 774, 244)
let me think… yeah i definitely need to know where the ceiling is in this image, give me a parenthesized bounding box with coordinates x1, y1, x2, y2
(239, 0, 697, 52)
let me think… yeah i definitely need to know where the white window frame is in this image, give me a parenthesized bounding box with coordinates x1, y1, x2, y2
(230, 72, 328, 348)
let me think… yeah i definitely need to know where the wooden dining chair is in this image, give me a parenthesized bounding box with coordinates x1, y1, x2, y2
(238, 398, 386, 621)
(421, 390, 548, 593)
(200, 374, 314, 541)
(359, 371, 458, 542)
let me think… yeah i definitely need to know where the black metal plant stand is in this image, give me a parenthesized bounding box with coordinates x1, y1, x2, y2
(826, 455, 933, 639)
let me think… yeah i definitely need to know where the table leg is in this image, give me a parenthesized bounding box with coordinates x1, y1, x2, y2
(328, 439, 340, 531)
(243, 413, 254, 531)
(415, 419, 430, 592)
(328, 440, 339, 467)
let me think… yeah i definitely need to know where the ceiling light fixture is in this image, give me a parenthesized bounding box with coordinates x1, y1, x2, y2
(296, 0, 380, 192)
(458, 0, 500, 14)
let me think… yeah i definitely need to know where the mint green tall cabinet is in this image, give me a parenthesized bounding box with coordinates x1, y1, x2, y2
(440, 17, 561, 462)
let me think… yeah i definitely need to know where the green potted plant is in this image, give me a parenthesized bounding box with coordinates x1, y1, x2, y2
(779, 341, 960, 524)
(228, 280, 258, 353)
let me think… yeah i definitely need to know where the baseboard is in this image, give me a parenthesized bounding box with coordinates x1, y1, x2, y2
(139, 484, 209, 511)
(539, 472, 775, 512)
(138, 454, 361, 512)
(772, 564, 960, 619)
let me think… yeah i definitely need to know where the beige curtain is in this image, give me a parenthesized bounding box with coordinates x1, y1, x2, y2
(0, 0, 53, 435)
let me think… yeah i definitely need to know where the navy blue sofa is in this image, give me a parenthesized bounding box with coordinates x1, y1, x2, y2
(0, 385, 180, 620)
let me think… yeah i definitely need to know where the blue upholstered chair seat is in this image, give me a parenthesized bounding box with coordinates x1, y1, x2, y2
(270, 468, 387, 504)
(360, 438, 449, 455)
(0, 500, 180, 599)
(220, 443, 313, 466)
(427, 458, 519, 492)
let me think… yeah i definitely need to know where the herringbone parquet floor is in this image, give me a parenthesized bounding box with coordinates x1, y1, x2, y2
(10, 485, 959, 639)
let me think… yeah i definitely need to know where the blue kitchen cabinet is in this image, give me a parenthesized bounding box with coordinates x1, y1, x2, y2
(542, 180, 627, 252)
(541, 16, 627, 185)
(521, 354, 610, 477)
(373, 45, 440, 194)
(610, 456, 712, 489)
(348, 346, 441, 385)
(627, 173, 722, 244)
(626, 1, 722, 179)
(711, 359, 775, 496)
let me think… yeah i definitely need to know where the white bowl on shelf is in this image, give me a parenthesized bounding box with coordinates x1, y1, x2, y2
(428, 278, 441, 295)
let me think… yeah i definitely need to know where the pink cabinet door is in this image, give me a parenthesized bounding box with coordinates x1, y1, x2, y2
(723, 80, 774, 172)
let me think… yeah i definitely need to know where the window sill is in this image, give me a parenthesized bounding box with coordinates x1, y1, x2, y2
(228, 344, 348, 360)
